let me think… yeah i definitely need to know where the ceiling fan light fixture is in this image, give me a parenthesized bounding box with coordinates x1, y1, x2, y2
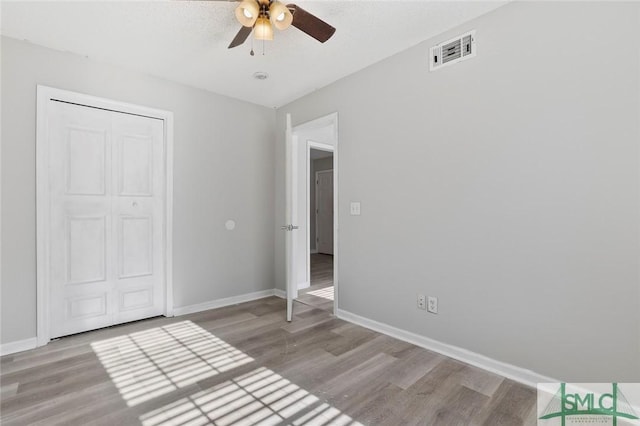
(235, 0, 259, 27)
(254, 16, 274, 41)
(226, 1, 335, 51)
(269, 1, 293, 31)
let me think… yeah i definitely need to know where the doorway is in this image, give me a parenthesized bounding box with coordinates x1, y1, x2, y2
(298, 149, 334, 312)
(285, 113, 338, 321)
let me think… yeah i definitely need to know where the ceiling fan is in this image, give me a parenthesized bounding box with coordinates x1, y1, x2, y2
(224, 0, 336, 49)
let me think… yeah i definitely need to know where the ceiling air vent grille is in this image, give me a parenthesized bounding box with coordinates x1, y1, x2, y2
(430, 30, 476, 71)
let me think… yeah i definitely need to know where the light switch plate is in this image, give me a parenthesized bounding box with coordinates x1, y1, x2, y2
(427, 296, 438, 314)
(350, 202, 361, 216)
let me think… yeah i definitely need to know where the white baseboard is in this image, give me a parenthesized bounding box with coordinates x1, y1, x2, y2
(3, 290, 282, 356)
(3, 295, 554, 388)
(174, 289, 276, 316)
(1, 337, 38, 356)
(297, 281, 310, 291)
(336, 309, 557, 388)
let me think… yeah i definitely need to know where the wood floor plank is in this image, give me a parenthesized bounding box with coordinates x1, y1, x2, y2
(1, 365, 111, 417)
(1, 381, 120, 425)
(427, 384, 490, 426)
(0, 344, 95, 376)
(193, 311, 259, 331)
(297, 254, 334, 313)
(456, 364, 505, 398)
(386, 358, 468, 426)
(1, 352, 97, 390)
(385, 346, 445, 390)
(477, 380, 536, 426)
(26, 386, 127, 426)
(339, 380, 404, 425)
(321, 352, 398, 403)
(281, 310, 334, 334)
(0, 382, 19, 399)
(274, 349, 337, 383)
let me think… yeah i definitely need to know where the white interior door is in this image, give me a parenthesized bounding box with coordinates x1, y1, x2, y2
(316, 170, 334, 255)
(47, 100, 165, 338)
(285, 114, 298, 322)
(112, 112, 165, 325)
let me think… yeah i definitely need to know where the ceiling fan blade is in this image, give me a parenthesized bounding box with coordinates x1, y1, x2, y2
(287, 4, 335, 43)
(228, 25, 252, 48)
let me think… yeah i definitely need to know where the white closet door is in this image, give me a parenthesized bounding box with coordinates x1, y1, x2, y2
(112, 113, 164, 325)
(47, 101, 164, 338)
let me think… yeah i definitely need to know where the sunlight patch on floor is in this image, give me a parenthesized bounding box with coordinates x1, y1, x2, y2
(140, 366, 362, 426)
(307, 286, 334, 301)
(91, 320, 253, 407)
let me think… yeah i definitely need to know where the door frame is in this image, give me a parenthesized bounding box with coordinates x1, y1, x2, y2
(314, 168, 334, 256)
(292, 112, 339, 316)
(306, 143, 334, 286)
(36, 85, 174, 346)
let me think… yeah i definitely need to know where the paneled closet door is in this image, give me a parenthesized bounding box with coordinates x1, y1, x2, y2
(47, 101, 164, 339)
(112, 113, 164, 325)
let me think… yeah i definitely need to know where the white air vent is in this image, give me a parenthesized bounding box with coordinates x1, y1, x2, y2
(430, 30, 476, 71)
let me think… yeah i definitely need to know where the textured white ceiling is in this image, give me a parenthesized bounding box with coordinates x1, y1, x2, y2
(0, 0, 507, 107)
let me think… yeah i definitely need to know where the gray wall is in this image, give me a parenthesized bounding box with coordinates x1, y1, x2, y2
(1, 37, 276, 344)
(310, 155, 334, 252)
(275, 2, 640, 381)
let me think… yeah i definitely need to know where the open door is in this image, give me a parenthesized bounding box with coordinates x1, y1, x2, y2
(284, 114, 299, 322)
(284, 113, 339, 321)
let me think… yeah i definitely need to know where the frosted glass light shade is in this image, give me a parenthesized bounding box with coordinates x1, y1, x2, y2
(235, 0, 259, 27)
(269, 1, 293, 31)
(254, 17, 274, 40)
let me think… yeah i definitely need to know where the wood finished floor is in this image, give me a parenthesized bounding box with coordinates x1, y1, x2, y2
(297, 254, 334, 313)
(0, 297, 536, 425)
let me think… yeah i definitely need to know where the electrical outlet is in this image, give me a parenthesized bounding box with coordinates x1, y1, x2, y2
(427, 296, 438, 314)
(417, 294, 426, 310)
